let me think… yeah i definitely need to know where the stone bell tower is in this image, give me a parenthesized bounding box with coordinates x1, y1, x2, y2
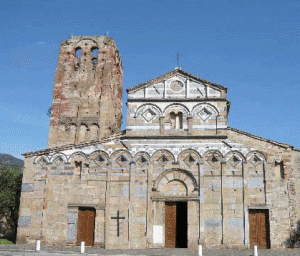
(48, 36, 123, 148)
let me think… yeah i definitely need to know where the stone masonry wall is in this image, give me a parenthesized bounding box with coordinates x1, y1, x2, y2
(227, 127, 300, 248)
(17, 133, 300, 249)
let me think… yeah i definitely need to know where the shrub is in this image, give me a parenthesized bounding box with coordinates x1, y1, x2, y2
(0, 238, 14, 244)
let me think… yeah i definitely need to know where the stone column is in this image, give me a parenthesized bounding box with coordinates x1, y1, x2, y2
(159, 116, 165, 135)
(186, 78, 190, 98)
(128, 161, 136, 248)
(188, 200, 199, 249)
(146, 161, 153, 247)
(242, 160, 246, 245)
(197, 161, 204, 245)
(104, 162, 112, 248)
(187, 116, 193, 135)
(243, 161, 250, 246)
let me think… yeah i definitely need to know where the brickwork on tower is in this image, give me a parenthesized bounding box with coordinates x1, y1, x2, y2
(48, 36, 123, 148)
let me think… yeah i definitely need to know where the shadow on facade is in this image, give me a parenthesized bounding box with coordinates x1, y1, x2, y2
(285, 220, 300, 248)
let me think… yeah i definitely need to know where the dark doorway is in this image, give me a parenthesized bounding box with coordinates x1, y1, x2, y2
(77, 207, 96, 246)
(249, 209, 270, 249)
(165, 201, 187, 248)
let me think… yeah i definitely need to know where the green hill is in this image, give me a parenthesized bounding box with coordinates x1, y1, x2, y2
(0, 154, 24, 168)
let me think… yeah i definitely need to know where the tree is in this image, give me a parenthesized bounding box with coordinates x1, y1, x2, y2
(0, 164, 23, 242)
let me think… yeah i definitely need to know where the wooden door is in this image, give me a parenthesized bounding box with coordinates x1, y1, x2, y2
(165, 202, 176, 248)
(77, 207, 96, 246)
(249, 209, 270, 249)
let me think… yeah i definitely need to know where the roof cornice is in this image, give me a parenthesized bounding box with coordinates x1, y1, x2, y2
(227, 126, 300, 152)
(126, 68, 227, 93)
(22, 132, 125, 158)
(127, 98, 230, 103)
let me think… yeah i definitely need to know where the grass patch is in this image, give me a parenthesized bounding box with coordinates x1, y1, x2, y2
(0, 239, 14, 244)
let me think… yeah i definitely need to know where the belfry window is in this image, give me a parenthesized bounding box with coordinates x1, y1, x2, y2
(170, 112, 183, 129)
(92, 57, 98, 67)
(75, 48, 82, 59)
(91, 47, 99, 57)
(91, 48, 99, 68)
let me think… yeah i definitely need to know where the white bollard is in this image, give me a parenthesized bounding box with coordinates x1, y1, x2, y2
(81, 241, 85, 254)
(36, 240, 40, 251)
(254, 245, 258, 256)
(198, 244, 203, 256)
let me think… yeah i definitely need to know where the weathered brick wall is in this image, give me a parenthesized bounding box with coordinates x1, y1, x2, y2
(48, 36, 123, 148)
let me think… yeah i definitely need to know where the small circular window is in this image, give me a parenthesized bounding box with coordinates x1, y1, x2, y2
(170, 80, 184, 92)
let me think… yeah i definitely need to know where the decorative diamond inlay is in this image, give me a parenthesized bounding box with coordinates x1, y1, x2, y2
(37, 157, 47, 166)
(184, 154, 196, 167)
(116, 155, 128, 167)
(208, 155, 219, 166)
(53, 156, 63, 166)
(197, 108, 212, 121)
(92, 154, 106, 166)
(158, 155, 169, 166)
(141, 108, 156, 122)
(249, 155, 262, 166)
(137, 156, 148, 167)
(228, 155, 241, 167)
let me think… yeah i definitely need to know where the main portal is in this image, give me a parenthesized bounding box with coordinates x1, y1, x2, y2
(165, 201, 187, 248)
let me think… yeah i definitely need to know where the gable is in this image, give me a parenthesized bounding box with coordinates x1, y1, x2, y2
(128, 72, 223, 100)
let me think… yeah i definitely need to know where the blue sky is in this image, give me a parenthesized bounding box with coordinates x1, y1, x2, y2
(0, 0, 299, 159)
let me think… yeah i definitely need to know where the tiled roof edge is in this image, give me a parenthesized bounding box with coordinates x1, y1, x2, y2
(22, 132, 125, 157)
(227, 126, 300, 152)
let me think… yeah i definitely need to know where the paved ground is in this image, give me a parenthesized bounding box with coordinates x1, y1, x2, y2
(0, 245, 300, 256)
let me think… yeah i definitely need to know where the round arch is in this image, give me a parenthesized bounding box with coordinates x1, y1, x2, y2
(191, 103, 219, 117)
(134, 103, 162, 118)
(34, 155, 50, 165)
(224, 150, 246, 162)
(68, 151, 88, 163)
(153, 168, 197, 196)
(50, 153, 68, 164)
(163, 103, 190, 115)
(151, 149, 175, 163)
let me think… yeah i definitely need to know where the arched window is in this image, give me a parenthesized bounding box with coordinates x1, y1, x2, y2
(92, 58, 98, 66)
(91, 47, 99, 57)
(69, 124, 77, 143)
(91, 47, 99, 69)
(90, 124, 99, 141)
(79, 124, 88, 142)
(75, 47, 82, 59)
(170, 111, 183, 129)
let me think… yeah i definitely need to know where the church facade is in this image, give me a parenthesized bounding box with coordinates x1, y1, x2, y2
(17, 36, 300, 249)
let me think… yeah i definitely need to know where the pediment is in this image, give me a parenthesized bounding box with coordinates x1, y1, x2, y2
(127, 68, 226, 99)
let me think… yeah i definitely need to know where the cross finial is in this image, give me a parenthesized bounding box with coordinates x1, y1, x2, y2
(176, 51, 183, 67)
